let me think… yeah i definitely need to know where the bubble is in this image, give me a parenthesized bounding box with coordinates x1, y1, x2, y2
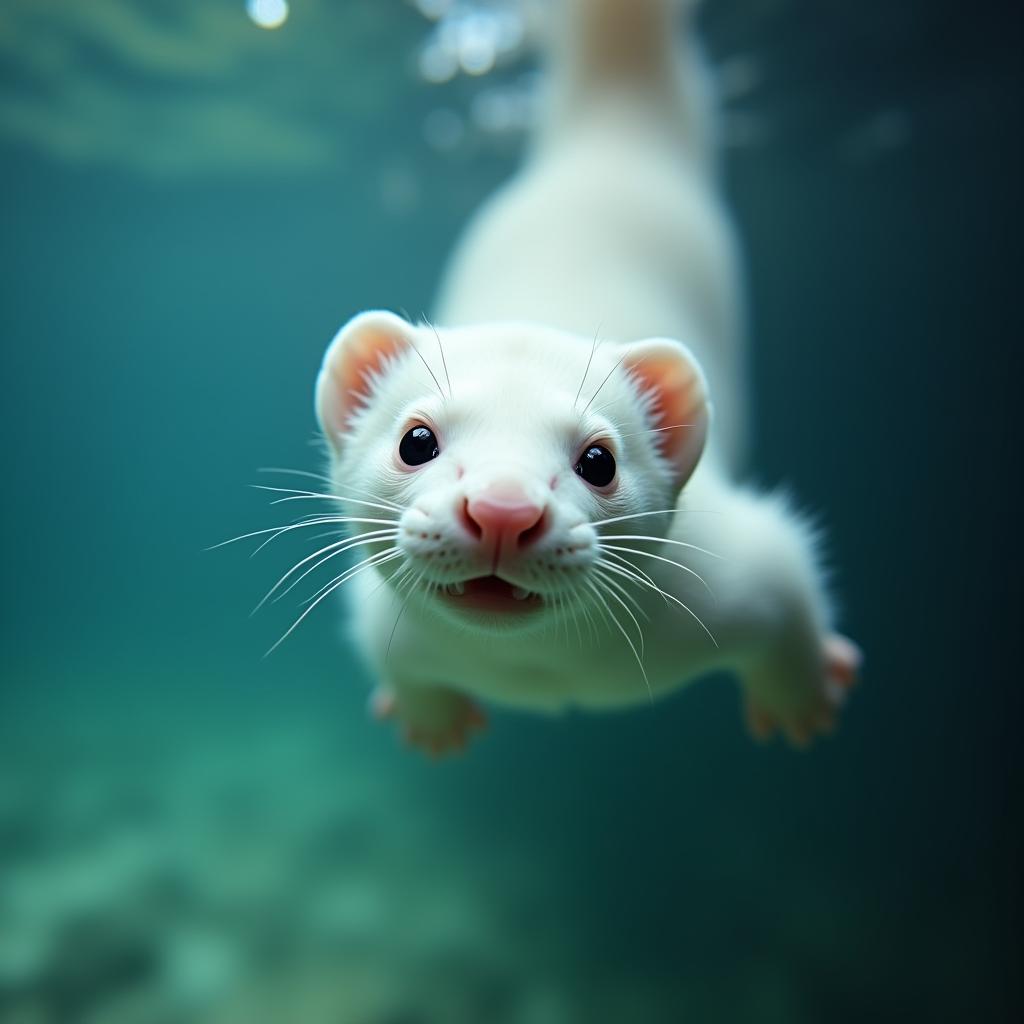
(412, 0, 528, 83)
(419, 42, 458, 84)
(457, 13, 498, 76)
(491, 10, 525, 54)
(415, 0, 454, 20)
(246, 0, 289, 31)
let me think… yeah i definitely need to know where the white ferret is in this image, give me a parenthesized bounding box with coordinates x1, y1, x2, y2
(311, 0, 860, 754)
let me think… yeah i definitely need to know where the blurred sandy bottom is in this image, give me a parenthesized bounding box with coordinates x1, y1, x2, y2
(0, 667, 995, 1024)
(0, 676, 705, 1024)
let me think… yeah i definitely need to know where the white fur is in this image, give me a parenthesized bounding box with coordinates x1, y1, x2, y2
(314, 0, 856, 749)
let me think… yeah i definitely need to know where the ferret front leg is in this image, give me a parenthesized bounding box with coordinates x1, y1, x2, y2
(369, 680, 487, 757)
(706, 490, 862, 748)
(741, 617, 861, 748)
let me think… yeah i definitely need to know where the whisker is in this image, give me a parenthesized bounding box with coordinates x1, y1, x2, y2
(598, 534, 724, 561)
(264, 496, 394, 517)
(249, 517, 377, 556)
(261, 529, 400, 611)
(579, 350, 629, 418)
(408, 336, 448, 405)
(254, 488, 404, 518)
(254, 531, 389, 613)
(426, 320, 453, 401)
(593, 565, 650, 623)
(258, 470, 406, 513)
(364, 560, 406, 603)
(559, 586, 581, 648)
(304, 529, 347, 542)
(570, 591, 585, 647)
(542, 592, 558, 644)
(591, 509, 720, 528)
(553, 587, 572, 648)
(593, 568, 648, 658)
(578, 589, 599, 643)
(583, 578, 613, 637)
(617, 423, 695, 438)
(258, 466, 335, 487)
(597, 558, 719, 649)
(554, 590, 569, 647)
(585, 577, 652, 702)
(208, 516, 393, 553)
(415, 574, 436, 617)
(572, 329, 601, 412)
(555, 574, 585, 648)
(331, 484, 405, 513)
(301, 547, 401, 607)
(249, 517, 397, 555)
(265, 548, 403, 657)
(599, 549, 672, 609)
(600, 543, 715, 597)
(385, 567, 422, 666)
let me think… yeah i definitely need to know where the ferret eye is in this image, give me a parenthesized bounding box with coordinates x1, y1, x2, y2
(399, 425, 439, 466)
(575, 445, 616, 488)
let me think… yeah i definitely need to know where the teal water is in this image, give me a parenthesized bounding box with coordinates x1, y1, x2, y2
(1, 1, 1020, 1021)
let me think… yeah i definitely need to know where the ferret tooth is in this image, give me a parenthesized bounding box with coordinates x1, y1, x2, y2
(512, 587, 530, 601)
(446, 582, 465, 596)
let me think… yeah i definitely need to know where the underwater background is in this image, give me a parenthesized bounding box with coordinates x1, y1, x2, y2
(1, 1, 1020, 1021)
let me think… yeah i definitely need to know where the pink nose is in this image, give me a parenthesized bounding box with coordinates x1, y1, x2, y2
(463, 481, 546, 554)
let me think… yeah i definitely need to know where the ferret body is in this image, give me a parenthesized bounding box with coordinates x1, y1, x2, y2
(313, 0, 859, 752)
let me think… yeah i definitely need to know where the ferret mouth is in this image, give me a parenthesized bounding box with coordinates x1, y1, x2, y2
(437, 575, 544, 615)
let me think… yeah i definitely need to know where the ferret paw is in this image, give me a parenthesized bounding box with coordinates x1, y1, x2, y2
(369, 685, 487, 758)
(744, 632, 862, 749)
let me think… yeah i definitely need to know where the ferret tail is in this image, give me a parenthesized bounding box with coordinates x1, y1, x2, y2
(554, 0, 691, 82)
(539, 0, 712, 159)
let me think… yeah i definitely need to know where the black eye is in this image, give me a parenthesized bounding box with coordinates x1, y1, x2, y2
(399, 425, 439, 466)
(575, 445, 616, 488)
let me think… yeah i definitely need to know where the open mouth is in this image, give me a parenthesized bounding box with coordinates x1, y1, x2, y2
(438, 575, 544, 615)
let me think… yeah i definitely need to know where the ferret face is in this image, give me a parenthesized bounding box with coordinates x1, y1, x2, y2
(316, 312, 709, 634)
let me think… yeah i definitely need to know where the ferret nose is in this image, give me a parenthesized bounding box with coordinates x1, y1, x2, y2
(462, 480, 547, 553)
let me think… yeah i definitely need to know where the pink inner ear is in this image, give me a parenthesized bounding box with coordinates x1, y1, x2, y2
(622, 339, 709, 484)
(339, 329, 406, 403)
(317, 312, 413, 447)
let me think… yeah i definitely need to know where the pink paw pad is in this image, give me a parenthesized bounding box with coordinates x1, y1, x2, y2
(401, 702, 487, 758)
(369, 688, 397, 721)
(371, 687, 488, 758)
(824, 633, 862, 691)
(745, 632, 862, 749)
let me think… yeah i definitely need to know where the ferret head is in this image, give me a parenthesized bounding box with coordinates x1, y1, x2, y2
(315, 311, 710, 633)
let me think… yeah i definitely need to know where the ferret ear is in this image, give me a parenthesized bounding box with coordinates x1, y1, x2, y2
(621, 338, 711, 487)
(315, 311, 415, 452)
